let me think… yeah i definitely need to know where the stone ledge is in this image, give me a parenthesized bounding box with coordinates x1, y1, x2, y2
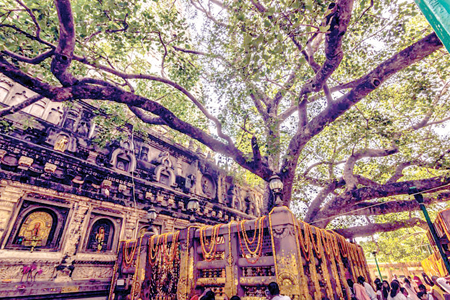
(74, 253, 117, 262)
(0, 279, 110, 299)
(0, 250, 62, 261)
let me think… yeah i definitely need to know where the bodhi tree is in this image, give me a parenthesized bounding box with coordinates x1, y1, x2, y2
(0, 0, 449, 237)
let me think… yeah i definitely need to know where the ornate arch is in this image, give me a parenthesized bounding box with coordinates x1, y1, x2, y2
(83, 215, 121, 253)
(6, 202, 68, 251)
(110, 148, 137, 173)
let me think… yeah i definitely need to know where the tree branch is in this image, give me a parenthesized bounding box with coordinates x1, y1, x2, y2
(314, 175, 450, 227)
(127, 105, 168, 125)
(343, 147, 398, 190)
(172, 46, 206, 56)
(0, 94, 44, 117)
(346, 191, 450, 216)
(15, 0, 41, 39)
(304, 179, 345, 222)
(0, 55, 274, 180)
(334, 218, 426, 239)
(72, 55, 235, 147)
(281, 33, 443, 191)
(303, 160, 345, 177)
(298, 0, 354, 98)
(51, 0, 76, 86)
(2, 49, 55, 64)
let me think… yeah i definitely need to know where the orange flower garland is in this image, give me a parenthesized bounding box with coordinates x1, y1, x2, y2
(199, 224, 222, 262)
(123, 239, 138, 268)
(237, 216, 265, 264)
(297, 221, 312, 262)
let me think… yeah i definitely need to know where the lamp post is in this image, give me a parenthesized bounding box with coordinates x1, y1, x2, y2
(269, 175, 284, 207)
(372, 251, 382, 280)
(409, 186, 450, 275)
(187, 197, 200, 222)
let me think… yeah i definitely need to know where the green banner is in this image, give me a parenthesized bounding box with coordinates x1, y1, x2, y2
(415, 0, 450, 53)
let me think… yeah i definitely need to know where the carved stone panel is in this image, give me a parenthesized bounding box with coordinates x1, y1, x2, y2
(201, 175, 216, 199)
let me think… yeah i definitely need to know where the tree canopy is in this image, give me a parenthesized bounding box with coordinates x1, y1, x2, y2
(0, 0, 449, 237)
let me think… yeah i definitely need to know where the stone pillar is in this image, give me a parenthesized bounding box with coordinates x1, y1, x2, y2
(124, 210, 139, 240)
(62, 201, 90, 256)
(270, 207, 303, 300)
(54, 201, 90, 282)
(162, 217, 175, 233)
(0, 182, 23, 241)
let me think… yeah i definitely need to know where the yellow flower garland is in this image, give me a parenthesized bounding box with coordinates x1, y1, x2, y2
(123, 239, 139, 268)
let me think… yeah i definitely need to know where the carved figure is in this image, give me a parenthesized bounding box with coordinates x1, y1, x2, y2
(31, 222, 40, 237)
(202, 178, 210, 196)
(54, 135, 69, 152)
(95, 226, 106, 252)
(18, 210, 53, 250)
(117, 160, 126, 171)
(77, 121, 89, 136)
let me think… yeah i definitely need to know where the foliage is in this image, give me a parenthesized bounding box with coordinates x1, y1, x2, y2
(0, 0, 449, 237)
(359, 203, 450, 263)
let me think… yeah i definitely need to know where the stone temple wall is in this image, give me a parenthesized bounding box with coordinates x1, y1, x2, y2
(0, 75, 264, 299)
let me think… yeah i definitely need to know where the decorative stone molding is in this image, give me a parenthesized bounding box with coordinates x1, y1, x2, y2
(44, 163, 57, 174)
(18, 156, 33, 170)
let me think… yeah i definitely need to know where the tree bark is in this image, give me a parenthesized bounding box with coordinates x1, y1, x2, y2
(334, 218, 427, 239)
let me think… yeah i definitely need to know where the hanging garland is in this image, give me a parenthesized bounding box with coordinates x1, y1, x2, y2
(309, 226, 322, 259)
(199, 224, 222, 262)
(321, 230, 344, 300)
(237, 216, 265, 264)
(130, 237, 143, 300)
(225, 221, 237, 297)
(163, 231, 180, 264)
(296, 220, 321, 300)
(297, 221, 312, 262)
(149, 234, 162, 266)
(292, 217, 312, 299)
(148, 232, 180, 267)
(123, 239, 139, 268)
(268, 209, 279, 282)
(315, 229, 334, 299)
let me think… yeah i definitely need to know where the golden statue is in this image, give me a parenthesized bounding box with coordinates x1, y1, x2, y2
(54, 135, 69, 152)
(18, 211, 52, 251)
(95, 226, 106, 252)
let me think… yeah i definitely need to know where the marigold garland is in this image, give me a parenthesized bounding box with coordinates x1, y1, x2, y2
(297, 221, 312, 262)
(295, 220, 320, 300)
(316, 229, 334, 300)
(291, 212, 311, 299)
(309, 226, 322, 259)
(320, 230, 344, 299)
(149, 234, 162, 266)
(130, 237, 143, 300)
(237, 216, 265, 263)
(268, 209, 279, 283)
(123, 239, 138, 267)
(199, 224, 222, 261)
(147, 231, 180, 267)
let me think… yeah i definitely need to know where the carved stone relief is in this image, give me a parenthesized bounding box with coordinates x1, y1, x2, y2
(0, 259, 57, 282)
(201, 174, 216, 199)
(71, 264, 114, 280)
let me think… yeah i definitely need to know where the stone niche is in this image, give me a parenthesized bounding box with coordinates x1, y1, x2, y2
(81, 213, 122, 254)
(4, 199, 70, 252)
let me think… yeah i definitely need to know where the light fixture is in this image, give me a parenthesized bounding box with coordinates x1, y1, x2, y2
(146, 206, 158, 223)
(269, 175, 283, 193)
(187, 197, 200, 222)
(187, 197, 200, 212)
(269, 175, 283, 206)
